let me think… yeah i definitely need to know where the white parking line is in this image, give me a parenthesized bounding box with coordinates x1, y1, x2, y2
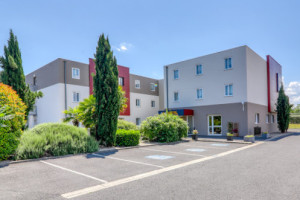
(40, 161, 108, 183)
(140, 148, 207, 157)
(62, 142, 263, 199)
(180, 143, 230, 149)
(92, 153, 164, 169)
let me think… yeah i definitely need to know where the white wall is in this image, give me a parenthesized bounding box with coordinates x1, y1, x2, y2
(122, 92, 160, 124)
(31, 83, 89, 127)
(164, 46, 248, 109)
(246, 47, 268, 106)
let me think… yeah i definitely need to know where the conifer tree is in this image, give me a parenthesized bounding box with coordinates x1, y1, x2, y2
(0, 30, 42, 118)
(276, 85, 292, 133)
(93, 34, 120, 146)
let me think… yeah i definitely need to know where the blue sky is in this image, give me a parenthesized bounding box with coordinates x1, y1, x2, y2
(1, 0, 300, 104)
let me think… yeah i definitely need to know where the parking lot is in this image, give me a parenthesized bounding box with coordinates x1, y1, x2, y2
(0, 141, 258, 200)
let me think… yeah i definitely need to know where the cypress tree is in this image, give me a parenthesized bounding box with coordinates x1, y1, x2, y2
(93, 34, 120, 146)
(276, 85, 292, 133)
(0, 30, 42, 118)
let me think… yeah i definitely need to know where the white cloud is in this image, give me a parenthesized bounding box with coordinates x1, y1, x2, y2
(285, 81, 300, 106)
(113, 42, 132, 52)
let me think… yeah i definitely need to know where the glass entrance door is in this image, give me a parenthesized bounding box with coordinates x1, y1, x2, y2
(208, 115, 222, 135)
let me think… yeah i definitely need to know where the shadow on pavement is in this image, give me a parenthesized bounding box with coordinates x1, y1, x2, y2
(267, 132, 300, 142)
(86, 149, 118, 159)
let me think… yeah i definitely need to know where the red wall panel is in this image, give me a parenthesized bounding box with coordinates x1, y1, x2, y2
(89, 59, 130, 116)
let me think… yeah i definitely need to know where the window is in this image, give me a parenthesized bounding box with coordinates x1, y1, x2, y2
(225, 58, 232, 70)
(151, 100, 155, 108)
(150, 83, 156, 91)
(174, 92, 179, 102)
(136, 118, 141, 126)
(276, 73, 279, 92)
(73, 92, 80, 102)
(33, 76, 36, 86)
(225, 84, 233, 96)
(255, 113, 260, 124)
(72, 68, 80, 79)
(196, 64, 203, 75)
(135, 80, 140, 89)
(197, 88, 203, 99)
(136, 99, 141, 107)
(271, 115, 275, 123)
(266, 114, 269, 123)
(174, 69, 179, 80)
(119, 77, 124, 86)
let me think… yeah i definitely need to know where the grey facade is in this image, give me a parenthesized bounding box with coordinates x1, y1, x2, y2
(130, 74, 159, 96)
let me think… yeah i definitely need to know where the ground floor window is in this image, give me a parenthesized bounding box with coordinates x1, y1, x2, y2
(208, 115, 222, 135)
(271, 115, 275, 123)
(255, 113, 260, 124)
(136, 118, 141, 125)
(266, 114, 269, 123)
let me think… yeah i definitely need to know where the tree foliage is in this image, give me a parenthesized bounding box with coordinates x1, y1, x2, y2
(0, 83, 27, 160)
(276, 85, 292, 133)
(93, 34, 120, 146)
(0, 30, 42, 119)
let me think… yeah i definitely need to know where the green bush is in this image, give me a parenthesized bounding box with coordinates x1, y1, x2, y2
(117, 120, 138, 130)
(16, 123, 99, 160)
(116, 129, 140, 146)
(141, 113, 188, 143)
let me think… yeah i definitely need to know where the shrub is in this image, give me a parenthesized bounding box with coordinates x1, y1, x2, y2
(116, 130, 140, 146)
(117, 120, 138, 130)
(16, 123, 99, 159)
(0, 83, 27, 160)
(141, 113, 188, 143)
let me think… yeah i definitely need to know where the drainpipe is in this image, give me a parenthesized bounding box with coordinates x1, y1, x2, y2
(166, 66, 169, 110)
(64, 61, 67, 113)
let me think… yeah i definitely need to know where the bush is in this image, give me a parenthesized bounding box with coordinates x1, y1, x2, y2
(141, 113, 188, 143)
(117, 120, 138, 130)
(16, 123, 99, 159)
(0, 83, 27, 160)
(116, 130, 140, 146)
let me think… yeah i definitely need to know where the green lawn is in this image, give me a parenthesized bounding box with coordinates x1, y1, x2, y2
(289, 124, 300, 129)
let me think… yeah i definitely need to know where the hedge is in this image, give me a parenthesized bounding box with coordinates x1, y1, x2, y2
(117, 120, 138, 130)
(116, 129, 140, 147)
(0, 83, 27, 160)
(290, 116, 300, 124)
(141, 112, 188, 143)
(16, 123, 99, 159)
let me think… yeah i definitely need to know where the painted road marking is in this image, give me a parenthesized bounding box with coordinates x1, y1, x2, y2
(40, 161, 108, 183)
(92, 153, 164, 169)
(211, 143, 229, 147)
(141, 148, 206, 157)
(62, 142, 263, 199)
(180, 143, 230, 149)
(185, 148, 206, 152)
(145, 155, 174, 160)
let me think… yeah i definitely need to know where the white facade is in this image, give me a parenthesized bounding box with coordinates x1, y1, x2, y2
(28, 83, 90, 128)
(164, 46, 269, 109)
(121, 92, 160, 125)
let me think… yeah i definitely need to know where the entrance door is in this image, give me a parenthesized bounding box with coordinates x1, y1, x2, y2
(208, 115, 222, 135)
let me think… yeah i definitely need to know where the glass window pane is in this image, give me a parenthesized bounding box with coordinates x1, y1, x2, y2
(229, 85, 233, 95)
(209, 116, 212, 126)
(214, 127, 222, 134)
(213, 116, 221, 126)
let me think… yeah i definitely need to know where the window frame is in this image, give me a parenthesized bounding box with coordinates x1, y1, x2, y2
(135, 80, 140, 89)
(136, 99, 141, 107)
(72, 92, 80, 103)
(266, 114, 269, 123)
(151, 100, 155, 108)
(173, 69, 179, 80)
(150, 83, 156, 91)
(271, 115, 275, 123)
(119, 77, 124, 86)
(225, 58, 232, 70)
(72, 68, 80, 79)
(174, 91, 179, 102)
(136, 118, 141, 126)
(225, 84, 233, 96)
(196, 64, 203, 75)
(255, 113, 260, 124)
(196, 88, 203, 100)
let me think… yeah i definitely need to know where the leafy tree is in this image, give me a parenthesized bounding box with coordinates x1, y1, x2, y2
(276, 85, 293, 133)
(63, 86, 127, 138)
(93, 34, 120, 146)
(0, 30, 42, 119)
